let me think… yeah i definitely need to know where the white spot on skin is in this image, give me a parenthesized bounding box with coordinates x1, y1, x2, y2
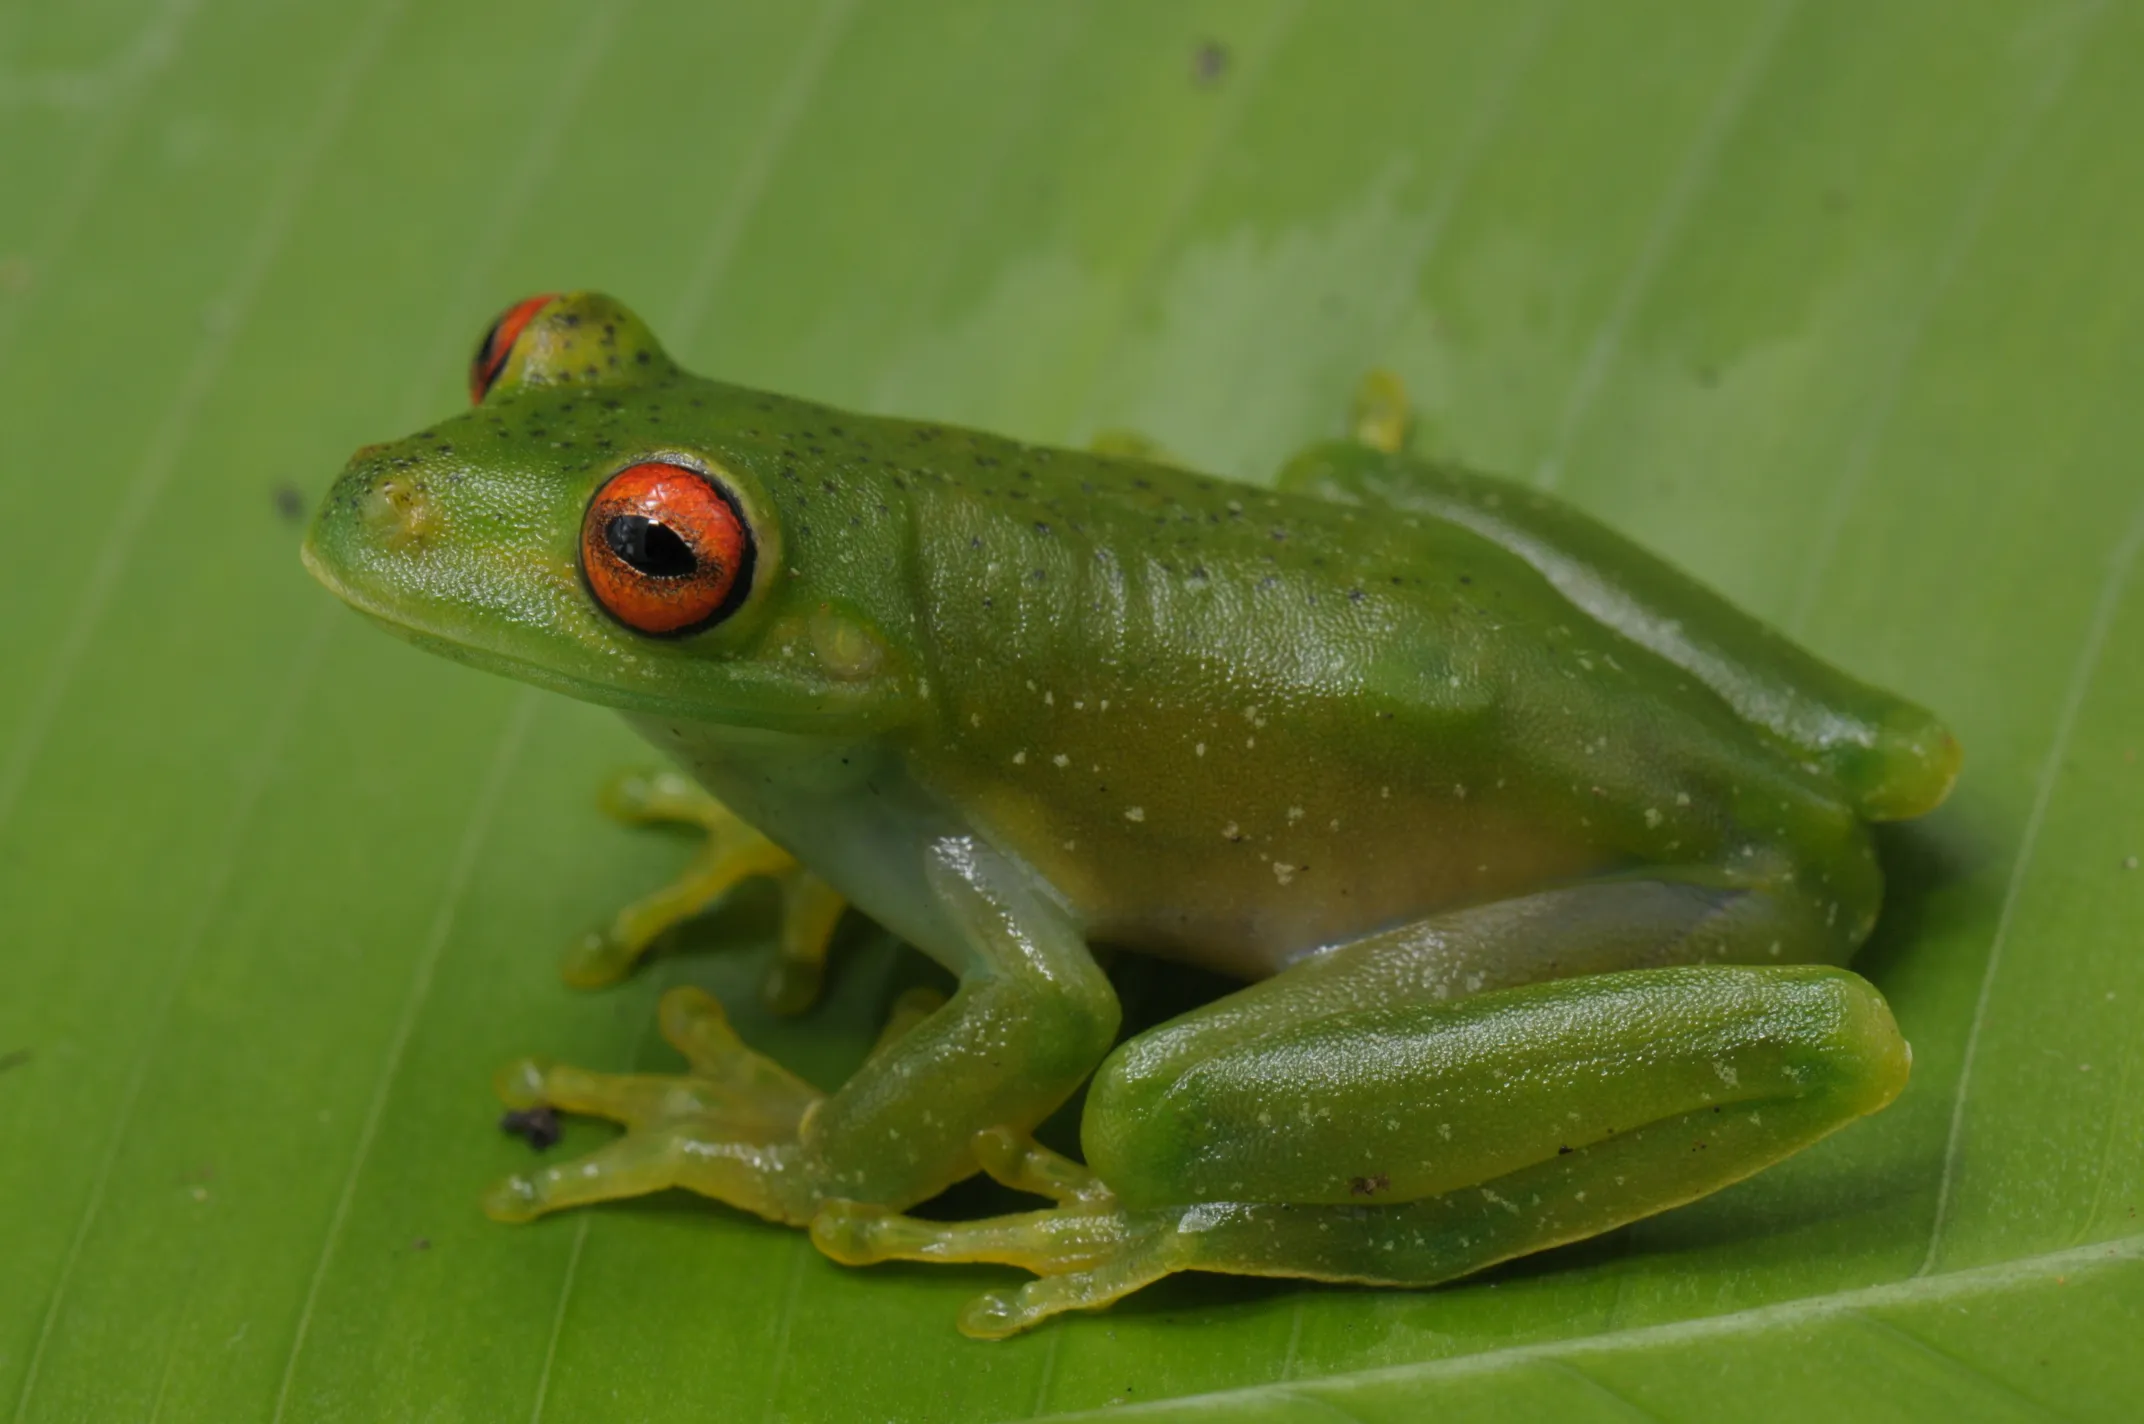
(1273, 862, 1297, 885)
(1100, 699, 1109, 711)
(1676, 791, 1691, 806)
(970, 712, 982, 727)
(1125, 806, 1145, 822)
(1287, 806, 1305, 822)
(1012, 750, 1026, 765)
(1438, 1124, 1452, 1140)
(1222, 822, 1240, 840)
(1714, 1061, 1739, 1088)
(1246, 737, 1256, 749)
(1644, 807, 1662, 828)
(1053, 754, 1069, 768)
(1044, 691, 1054, 706)
(1195, 742, 1206, 757)
(1380, 786, 1391, 798)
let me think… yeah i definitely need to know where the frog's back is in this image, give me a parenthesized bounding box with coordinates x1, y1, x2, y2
(885, 427, 1870, 977)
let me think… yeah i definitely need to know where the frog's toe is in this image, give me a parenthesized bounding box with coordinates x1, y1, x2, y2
(482, 1120, 806, 1225)
(493, 1056, 554, 1111)
(482, 1128, 686, 1222)
(955, 1252, 1181, 1339)
(597, 767, 720, 825)
(809, 1197, 1186, 1337)
(1087, 429, 1177, 464)
(758, 867, 846, 1015)
(1349, 368, 1412, 453)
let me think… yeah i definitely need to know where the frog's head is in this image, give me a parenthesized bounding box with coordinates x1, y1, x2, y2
(302, 292, 921, 734)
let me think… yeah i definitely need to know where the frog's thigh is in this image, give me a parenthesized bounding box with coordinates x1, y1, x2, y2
(1090, 958, 1906, 1212)
(1103, 871, 1849, 1104)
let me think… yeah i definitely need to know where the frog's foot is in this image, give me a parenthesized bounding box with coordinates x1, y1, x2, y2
(1349, 368, 1411, 454)
(1087, 429, 1180, 465)
(812, 1131, 1181, 1339)
(483, 984, 824, 1226)
(564, 769, 846, 1015)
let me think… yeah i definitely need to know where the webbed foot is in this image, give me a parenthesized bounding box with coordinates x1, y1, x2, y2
(811, 1131, 1185, 1338)
(564, 769, 846, 1014)
(483, 984, 823, 1225)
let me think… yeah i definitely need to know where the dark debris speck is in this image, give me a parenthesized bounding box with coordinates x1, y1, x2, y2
(500, 1105, 562, 1151)
(1192, 40, 1229, 86)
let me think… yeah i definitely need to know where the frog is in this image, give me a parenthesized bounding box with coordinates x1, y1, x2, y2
(302, 291, 1959, 1339)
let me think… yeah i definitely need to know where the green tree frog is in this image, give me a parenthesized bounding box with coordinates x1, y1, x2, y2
(303, 292, 1959, 1338)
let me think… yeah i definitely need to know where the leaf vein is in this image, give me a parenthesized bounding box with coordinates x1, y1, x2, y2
(267, 691, 536, 1423)
(1786, 3, 2099, 633)
(1533, 0, 1796, 491)
(1033, 1234, 2143, 1422)
(1921, 492, 2144, 1275)
(9, 610, 335, 1424)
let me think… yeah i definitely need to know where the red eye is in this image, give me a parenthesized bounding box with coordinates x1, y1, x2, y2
(581, 463, 754, 636)
(469, 293, 559, 404)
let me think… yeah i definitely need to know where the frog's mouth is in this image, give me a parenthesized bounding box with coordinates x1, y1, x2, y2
(299, 532, 908, 735)
(299, 530, 629, 708)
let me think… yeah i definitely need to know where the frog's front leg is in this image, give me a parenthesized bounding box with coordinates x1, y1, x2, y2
(486, 835, 1119, 1228)
(565, 768, 847, 1015)
(814, 875, 1909, 1337)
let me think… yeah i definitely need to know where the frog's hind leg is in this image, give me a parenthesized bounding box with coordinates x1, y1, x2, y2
(565, 768, 846, 1014)
(1276, 382, 1959, 820)
(813, 877, 1911, 1338)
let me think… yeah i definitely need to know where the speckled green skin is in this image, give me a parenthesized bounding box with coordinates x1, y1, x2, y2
(304, 293, 1953, 1334)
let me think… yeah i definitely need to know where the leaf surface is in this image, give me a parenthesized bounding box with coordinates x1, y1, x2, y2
(1, 2, 2138, 1420)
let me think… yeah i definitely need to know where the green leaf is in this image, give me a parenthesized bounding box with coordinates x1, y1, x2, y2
(3, 1, 2138, 1420)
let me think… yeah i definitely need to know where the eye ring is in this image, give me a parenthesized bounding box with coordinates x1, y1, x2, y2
(580, 462, 756, 637)
(469, 293, 559, 404)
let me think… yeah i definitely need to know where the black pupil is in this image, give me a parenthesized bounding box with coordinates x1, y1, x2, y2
(604, 515, 698, 578)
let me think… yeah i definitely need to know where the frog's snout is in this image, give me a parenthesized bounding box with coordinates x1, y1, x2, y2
(354, 472, 440, 550)
(321, 442, 445, 553)
(301, 441, 453, 609)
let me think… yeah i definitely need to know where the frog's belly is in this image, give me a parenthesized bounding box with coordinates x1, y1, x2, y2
(998, 797, 1609, 982)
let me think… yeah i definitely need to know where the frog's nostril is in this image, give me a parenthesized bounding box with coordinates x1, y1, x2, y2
(360, 474, 438, 549)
